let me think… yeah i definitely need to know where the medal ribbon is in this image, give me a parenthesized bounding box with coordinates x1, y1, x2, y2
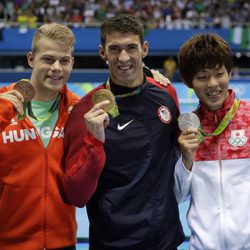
(105, 78, 146, 118)
(27, 94, 61, 122)
(106, 79, 142, 99)
(198, 99, 240, 142)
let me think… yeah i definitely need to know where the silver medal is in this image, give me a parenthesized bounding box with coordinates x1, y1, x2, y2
(178, 113, 200, 131)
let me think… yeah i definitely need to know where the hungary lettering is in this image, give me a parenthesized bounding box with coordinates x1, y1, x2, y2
(2, 127, 64, 144)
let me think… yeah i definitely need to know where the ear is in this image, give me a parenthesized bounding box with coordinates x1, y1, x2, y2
(71, 56, 75, 69)
(142, 41, 149, 59)
(228, 71, 232, 80)
(99, 45, 106, 61)
(27, 52, 34, 68)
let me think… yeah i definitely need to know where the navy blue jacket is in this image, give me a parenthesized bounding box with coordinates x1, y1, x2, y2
(63, 77, 185, 250)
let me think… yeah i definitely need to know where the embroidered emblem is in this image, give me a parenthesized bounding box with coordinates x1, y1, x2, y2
(229, 129, 247, 147)
(158, 106, 172, 124)
(10, 118, 18, 126)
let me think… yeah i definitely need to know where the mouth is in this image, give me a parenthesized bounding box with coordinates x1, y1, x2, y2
(207, 90, 221, 98)
(48, 75, 63, 81)
(118, 65, 133, 71)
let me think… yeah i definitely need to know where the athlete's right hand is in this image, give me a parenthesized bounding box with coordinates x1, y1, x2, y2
(0, 90, 24, 115)
(178, 128, 199, 171)
(84, 100, 110, 143)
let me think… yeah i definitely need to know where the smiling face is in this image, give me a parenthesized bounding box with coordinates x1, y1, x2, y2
(192, 65, 231, 110)
(99, 32, 148, 88)
(27, 37, 74, 101)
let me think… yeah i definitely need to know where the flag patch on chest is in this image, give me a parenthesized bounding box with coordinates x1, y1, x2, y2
(158, 106, 172, 124)
(229, 129, 247, 147)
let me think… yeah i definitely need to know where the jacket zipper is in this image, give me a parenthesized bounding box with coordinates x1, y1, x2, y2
(218, 141, 227, 250)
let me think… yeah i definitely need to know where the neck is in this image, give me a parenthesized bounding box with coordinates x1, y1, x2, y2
(109, 76, 146, 95)
(30, 84, 60, 102)
(33, 92, 59, 102)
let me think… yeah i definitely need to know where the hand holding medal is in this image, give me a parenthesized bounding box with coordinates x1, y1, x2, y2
(14, 80, 35, 120)
(178, 112, 205, 143)
(92, 89, 119, 118)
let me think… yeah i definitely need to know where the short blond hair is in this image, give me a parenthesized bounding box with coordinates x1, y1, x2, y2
(31, 23, 75, 54)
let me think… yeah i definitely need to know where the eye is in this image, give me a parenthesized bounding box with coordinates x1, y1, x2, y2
(196, 75, 208, 81)
(109, 46, 120, 53)
(60, 58, 71, 65)
(127, 45, 138, 51)
(217, 71, 224, 77)
(43, 57, 55, 64)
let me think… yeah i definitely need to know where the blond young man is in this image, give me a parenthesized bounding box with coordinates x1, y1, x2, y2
(0, 23, 78, 250)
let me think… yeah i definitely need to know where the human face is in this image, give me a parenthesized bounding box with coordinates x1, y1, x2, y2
(99, 32, 148, 88)
(192, 65, 231, 110)
(27, 37, 74, 101)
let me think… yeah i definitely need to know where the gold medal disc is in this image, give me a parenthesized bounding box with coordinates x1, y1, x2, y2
(92, 89, 115, 112)
(14, 81, 35, 103)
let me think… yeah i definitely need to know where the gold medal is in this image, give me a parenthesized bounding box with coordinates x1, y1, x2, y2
(92, 89, 119, 118)
(14, 80, 35, 103)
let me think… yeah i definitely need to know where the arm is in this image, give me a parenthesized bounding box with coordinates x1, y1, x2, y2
(174, 128, 199, 203)
(174, 156, 192, 203)
(63, 97, 110, 207)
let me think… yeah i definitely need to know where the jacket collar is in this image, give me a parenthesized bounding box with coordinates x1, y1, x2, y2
(59, 84, 79, 109)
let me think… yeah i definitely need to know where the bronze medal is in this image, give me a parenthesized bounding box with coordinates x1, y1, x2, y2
(92, 89, 115, 112)
(14, 81, 35, 103)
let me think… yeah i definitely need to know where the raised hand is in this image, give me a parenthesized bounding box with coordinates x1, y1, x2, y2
(0, 90, 24, 115)
(178, 128, 200, 170)
(151, 69, 170, 86)
(84, 100, 110, 143)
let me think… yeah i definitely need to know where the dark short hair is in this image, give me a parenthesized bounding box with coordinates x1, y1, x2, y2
(178, 33, 233, 88)
(100, 14, 144, 46)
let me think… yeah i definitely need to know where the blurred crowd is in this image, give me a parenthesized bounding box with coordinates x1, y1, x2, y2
(0, 0, 249, 29)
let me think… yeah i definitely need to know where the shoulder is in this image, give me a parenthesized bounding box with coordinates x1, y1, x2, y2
(239, 100, 250, 109)
(147, 76, 177, 93)
(146, 76, 179, 108)
(0, 83, 15, 93)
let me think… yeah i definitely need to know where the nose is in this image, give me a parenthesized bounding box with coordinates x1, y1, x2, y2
(119, 49, 129, 62)
(207, 76, 219, 87)
(51, 60, 62, 71)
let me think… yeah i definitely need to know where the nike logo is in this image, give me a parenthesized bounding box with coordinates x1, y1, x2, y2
(117, 119, 134, 130)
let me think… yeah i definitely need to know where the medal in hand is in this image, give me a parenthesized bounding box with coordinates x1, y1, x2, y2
(14, 80, 35, 120)
(92, 89, 119, 118)
(178, 113, 200, 131)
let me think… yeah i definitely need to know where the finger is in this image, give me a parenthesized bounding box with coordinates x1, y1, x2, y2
(85, 107, 107, 122)
(91, 100, 110, 112)
(11, 90, 25, 103)
(14, 103, 24, 115)
(151, 69, 170, 86)
(182, 128, 199, 136)
(103, 114, 110, 128)
(0, 91, 24, 104)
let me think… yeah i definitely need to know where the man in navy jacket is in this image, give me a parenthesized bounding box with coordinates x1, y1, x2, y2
(63, 14, 184, 250)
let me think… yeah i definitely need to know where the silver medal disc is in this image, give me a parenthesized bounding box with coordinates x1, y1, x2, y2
(178, 113, 200, 131)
